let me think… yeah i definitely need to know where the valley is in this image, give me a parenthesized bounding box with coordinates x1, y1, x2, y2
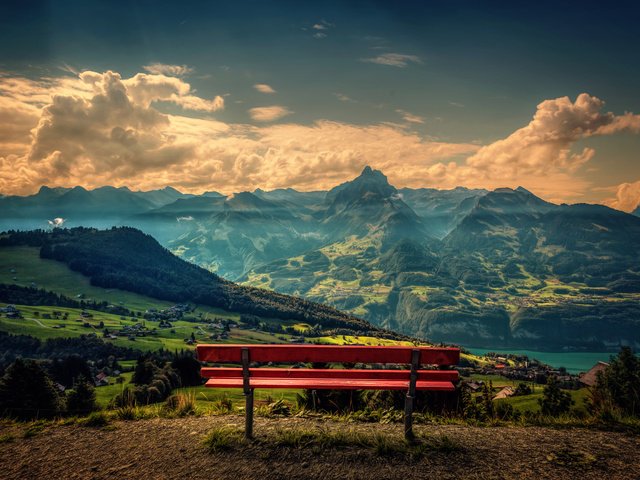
(1, 167, 639, 350)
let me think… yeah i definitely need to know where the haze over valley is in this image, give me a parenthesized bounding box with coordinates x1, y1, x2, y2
(2, 166, 639, 350)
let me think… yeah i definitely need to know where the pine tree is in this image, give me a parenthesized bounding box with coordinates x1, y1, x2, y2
(593, 347, 640, 416)
(0, 358, 62, 419)
(539, 376, 573, 416)
(66, 375, 98, 415)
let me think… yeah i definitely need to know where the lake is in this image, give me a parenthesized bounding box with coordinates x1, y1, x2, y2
(466, 348, 619, 374)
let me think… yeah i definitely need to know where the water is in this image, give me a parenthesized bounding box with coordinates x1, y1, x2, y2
(466, 348, 618, 374)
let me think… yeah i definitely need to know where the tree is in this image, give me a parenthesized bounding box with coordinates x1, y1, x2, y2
(539, 376, 573, 416)
(171, 353, 202, 387)
(48, 355, 92, 389)
(66, 375, 98, 415)
(513, 382, 532, 396)
(0, 358, 62, 419)
(133, 356, 157, 385)
(592, 347, 640, 417)
(481, 381, 494, 419)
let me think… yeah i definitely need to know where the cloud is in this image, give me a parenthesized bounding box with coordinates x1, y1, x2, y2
(47, 217, 65, 228)
(254, 83, 276, 94)
(143, 64, 194, 77)
(334, 93, 355, 103)
(116, 72, 224, 112)
(1, 73, 639, 207)
(309, 20, 333, 39)
(396, 109, 425, 124)
(449, 102, 464, 108)
(603, 180, 640, 212)
(361, 53, 422, 68)
(465, 94, 625, 181)
(312, 21, 333, 30)
(248, 105, 292, 122)
(0, 70, 221, 193)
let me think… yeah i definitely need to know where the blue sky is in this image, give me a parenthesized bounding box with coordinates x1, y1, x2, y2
(1, 1, 639, 210)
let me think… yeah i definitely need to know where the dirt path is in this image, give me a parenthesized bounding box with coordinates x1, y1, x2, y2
(1, 416, 639, 479)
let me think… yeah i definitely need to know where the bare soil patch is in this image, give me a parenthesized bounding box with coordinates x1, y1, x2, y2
(1, 415, 639, 479)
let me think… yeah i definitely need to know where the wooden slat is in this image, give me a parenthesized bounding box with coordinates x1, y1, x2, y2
(196, 344, 459, 365)
(201, 367, 458, 382)
(204, 377, 456, 391)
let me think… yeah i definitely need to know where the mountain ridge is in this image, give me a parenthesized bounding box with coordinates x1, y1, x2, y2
(2, 167, 639, 349)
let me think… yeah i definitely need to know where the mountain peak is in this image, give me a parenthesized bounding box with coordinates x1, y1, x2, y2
(358, 165, 387, 182)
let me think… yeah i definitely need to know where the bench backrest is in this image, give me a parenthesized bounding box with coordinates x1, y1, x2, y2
(196, 344, 460, 366)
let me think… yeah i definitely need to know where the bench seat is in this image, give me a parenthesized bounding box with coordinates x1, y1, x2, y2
(205, 377, 456, 391)
(201, 367, 459, 382)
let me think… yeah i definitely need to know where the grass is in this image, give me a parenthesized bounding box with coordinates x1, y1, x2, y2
(22, 420, 48, 438)
(203, 426, 245, 452)
(80, 411, 111, 428)
(163, 392, 197, 417)
(201, 425, 463, 458)
(0, 433, 15, 443)
(95, 373, 134, 407)
(0, 246, 174, 311)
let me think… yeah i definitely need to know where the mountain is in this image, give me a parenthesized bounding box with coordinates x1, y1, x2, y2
(322, 166, 427, 243)
(2, 168, 639, 350)
(139, 191, 321, 277)
(244, 178, 640, 350)
(398, 186, 487, 238)
(0, 185, 189, 231)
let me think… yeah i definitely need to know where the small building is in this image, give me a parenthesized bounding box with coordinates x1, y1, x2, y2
(579, 361, 609, 387)
(466, 381, 483, 392)
(95, 372, 109, 386)
(493, 386, 515, 400)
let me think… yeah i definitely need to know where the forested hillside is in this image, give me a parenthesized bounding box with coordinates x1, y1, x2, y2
(0, 228, 389, 336)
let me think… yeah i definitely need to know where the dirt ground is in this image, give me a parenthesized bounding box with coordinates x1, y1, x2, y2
(1, 415, 639, 480)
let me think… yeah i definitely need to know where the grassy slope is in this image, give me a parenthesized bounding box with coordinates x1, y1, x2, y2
(0, 244, 537, 410)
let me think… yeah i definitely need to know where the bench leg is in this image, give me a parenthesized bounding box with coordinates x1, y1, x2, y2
(404, 393, 415, 441)
(245, 388, 254, 439)
(404, 348, 420, 442)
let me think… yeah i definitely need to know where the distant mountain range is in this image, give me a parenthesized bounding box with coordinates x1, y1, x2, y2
(2, 168, 639, 350)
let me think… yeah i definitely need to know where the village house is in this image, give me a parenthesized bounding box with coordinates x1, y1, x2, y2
(579, 361, 610, 387)
(493, 386, 515, 400)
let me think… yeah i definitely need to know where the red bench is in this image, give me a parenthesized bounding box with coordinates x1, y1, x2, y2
(196, 344, 460, 440)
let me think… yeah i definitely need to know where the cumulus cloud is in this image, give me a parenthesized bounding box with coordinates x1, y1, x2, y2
(115, 72, 224, 112)
(0, 70, 227, 193)
(465, 94, 628, 181)
(254, 83, 276, 94)
(143, 63, 194, 76)
(604, 180, 640, 212)
(361, 53, 422, 68)
(1, 73, 639, 207)
(248, 105, 292, 122)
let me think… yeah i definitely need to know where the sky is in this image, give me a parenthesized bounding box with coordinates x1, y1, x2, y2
(1, 1, 640, 211)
